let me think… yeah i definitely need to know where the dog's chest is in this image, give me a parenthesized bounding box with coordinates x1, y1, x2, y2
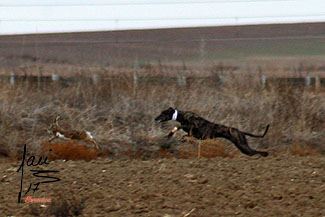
(180, 124, 208, 139)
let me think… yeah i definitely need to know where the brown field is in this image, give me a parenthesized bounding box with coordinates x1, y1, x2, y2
(1, 22, 325, 74)
(1, 155, 325, 217)
(0, 23, 325, 216)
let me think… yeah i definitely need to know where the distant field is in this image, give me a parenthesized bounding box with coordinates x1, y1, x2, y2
(1, 22, 325, 71)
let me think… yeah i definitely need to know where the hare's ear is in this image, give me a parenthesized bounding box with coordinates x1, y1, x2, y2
(53, 116, 61, 128)
(53, 116, 60, 124)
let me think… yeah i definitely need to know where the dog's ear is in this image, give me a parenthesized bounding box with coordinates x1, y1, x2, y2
(168, 107, 174, 111)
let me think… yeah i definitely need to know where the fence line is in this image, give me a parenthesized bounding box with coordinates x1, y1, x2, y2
(2, 35, 325, 45)
(1, 74, 324, 90)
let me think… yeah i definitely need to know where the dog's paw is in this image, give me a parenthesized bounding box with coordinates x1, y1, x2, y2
(167, 132, 174, 139)
(167, 127, 178, 139)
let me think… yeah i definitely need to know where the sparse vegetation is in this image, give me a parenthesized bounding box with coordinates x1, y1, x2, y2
(0, 63, 324, 160)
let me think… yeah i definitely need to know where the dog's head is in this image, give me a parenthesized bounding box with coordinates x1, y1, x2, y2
(155, 107, 178, 123)
(155, 107, 177, 123)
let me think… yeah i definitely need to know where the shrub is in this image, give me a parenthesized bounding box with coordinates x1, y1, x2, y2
(27, 195, 86, 217)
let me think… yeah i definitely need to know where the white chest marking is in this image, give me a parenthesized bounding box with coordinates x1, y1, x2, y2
(172, 110, 178, 121)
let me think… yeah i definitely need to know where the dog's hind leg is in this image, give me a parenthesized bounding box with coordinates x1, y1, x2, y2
(228, 129, 268, 157)
(198, 141, 201, 159)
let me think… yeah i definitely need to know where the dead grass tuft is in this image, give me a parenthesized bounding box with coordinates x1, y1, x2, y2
(0, 145, 19, 163)
(27, 195, 86, 217)
(289, 143, 322, 156)
(46, 195, 86, 217)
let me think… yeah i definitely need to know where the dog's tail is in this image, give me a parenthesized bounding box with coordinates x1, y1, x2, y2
(243, 124, 270, 138)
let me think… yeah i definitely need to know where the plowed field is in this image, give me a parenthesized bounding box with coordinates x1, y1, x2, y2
(1, 154, 325, 216)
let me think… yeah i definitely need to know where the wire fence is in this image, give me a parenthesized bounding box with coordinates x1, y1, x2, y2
(0, 23, 325, 91)
(1, 73, 324, 91)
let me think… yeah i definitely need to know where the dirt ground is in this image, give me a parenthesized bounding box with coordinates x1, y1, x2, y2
(1, 154, 325, 217)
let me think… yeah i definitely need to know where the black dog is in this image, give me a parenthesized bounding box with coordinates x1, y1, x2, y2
(155, 107, 269, 157)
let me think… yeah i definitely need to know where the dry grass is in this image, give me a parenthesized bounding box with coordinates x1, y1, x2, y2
(289, 143, 322, 156)
(0, 64, 324, 160)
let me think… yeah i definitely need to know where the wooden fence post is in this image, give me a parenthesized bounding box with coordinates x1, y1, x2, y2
(92, 74, 98, 84)
(133, 57, 139, 97)
(261, 75, 267, 88)
(10, 73, 15, 85)
(315, 75, 320, 90)
(177, 75, 187, 86)
(52, 74, 59, 81)
(219, 75, 225, 84)
(305, 75, 311, 86)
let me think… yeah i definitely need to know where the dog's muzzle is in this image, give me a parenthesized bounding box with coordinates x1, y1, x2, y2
(155, 117, 162, 123)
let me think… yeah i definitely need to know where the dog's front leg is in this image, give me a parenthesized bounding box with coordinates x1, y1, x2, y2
(167, 127, 179, 138)
(167, 125, 193, 139)
(182, 126, 195, 141)
(189, 126, 194, 137)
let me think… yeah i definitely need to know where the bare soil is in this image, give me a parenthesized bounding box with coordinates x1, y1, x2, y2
(1, 154, 325, 217)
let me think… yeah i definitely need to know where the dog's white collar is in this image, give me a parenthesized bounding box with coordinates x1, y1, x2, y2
(172, 109, 178, 121)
